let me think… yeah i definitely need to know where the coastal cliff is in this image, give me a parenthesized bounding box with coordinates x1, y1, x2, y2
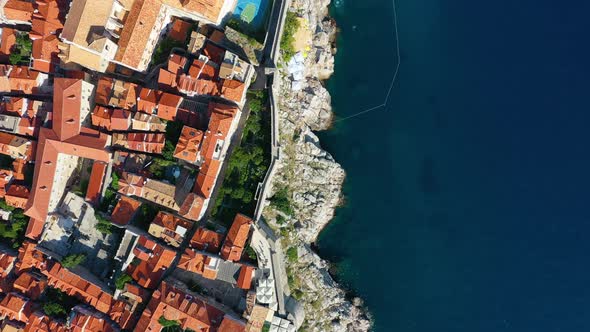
(261, 0, 372, 330)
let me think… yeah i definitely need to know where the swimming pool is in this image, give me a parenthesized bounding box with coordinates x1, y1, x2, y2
(233, 0, 270, 30)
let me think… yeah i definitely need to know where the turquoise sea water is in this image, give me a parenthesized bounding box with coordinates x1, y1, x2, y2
(318, 0, 590, 331)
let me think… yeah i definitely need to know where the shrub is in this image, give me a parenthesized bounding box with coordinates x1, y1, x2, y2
(270, 187, 293, 215)
(286, 247, 298, 263)
(62, 254, 86, 268)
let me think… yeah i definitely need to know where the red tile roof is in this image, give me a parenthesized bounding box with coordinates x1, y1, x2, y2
(236, 265, 254, 290)
(218, 315, 246, 332)
(69, 306, 118, 332)
(173, 126, 204, 163)
(24, 311, 67, 332)
(157, 92, 182, 121)
(0, 250, 16, 278)
(15, 241, 46, 274)
(31, 33, 59, 73)
(137, 88, 159, 114)
(148, 211, 194, 247)
(194, 159, 220, 199)
(91, 105, 113, 130)
(177, 75, 220, 96)
(177, 249, 219, 279)
(167, 54, 188, 76)
(5, 184, 29, 209)
(126, 235, 176, 289)
(52, 78, 82, 141)
(111, 109, 131, 131)
(158, 68, 177, 90)
(24, 78, 111, 222)
(110, 195, 141, 226)
(8, 66, 41, 94)
(190, 227, 224, 253)
(13, 272, 47, 300)
(43, 261, 136, 328)
(219, 79, 246, 103)
(95, 77, 113, 106)
(202, 42, 225, 64)
(24, 218, 44, 241)
(188, 59, 218, 80)
(134, 281, 229, 332)
(85, 161, 107, 205)
(178, 193, 204, 221)
(220, 214, 253, 262)
(168, 18, 192, 42)
(114, 132, 165, 154)
(0, 292, 33, 323)
(3, 0, 34, 22)
(0, 28, 16, 59)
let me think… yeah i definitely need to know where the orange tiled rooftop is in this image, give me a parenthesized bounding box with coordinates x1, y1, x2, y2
(220, 214, 253, 262)
(190, 227, 224, 253)
(173, 125, 204, 163)
(111, 195, 141, 226)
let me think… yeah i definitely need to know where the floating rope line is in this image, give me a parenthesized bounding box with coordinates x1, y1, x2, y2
(336, 0, 400, 122)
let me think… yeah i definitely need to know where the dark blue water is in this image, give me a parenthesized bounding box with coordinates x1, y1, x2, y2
(317, 0, 590, 331)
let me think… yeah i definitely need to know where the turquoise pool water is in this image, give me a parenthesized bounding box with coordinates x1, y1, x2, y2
(233, 0, 270, 30)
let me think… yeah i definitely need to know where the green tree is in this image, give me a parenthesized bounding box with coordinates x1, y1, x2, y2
(62, 254, 86, 268)
(270, 188, 293, 215)
(95, 217, 112, 235)
(42, 302, 66, 317)
(244, 245, 257, 261)
(41, 288, 80, 319)
(9, 33, 32, 65)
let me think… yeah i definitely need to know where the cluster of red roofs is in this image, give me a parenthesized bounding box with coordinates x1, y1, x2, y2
(0, 1, 262, 330)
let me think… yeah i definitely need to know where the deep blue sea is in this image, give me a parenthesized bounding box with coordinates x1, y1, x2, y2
(317, 0, 590, 331)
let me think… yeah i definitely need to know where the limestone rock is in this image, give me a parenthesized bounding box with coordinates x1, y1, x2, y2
(262, 0, 373, 331)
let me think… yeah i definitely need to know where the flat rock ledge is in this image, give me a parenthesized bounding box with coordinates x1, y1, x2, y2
(261, 0, 372, 331)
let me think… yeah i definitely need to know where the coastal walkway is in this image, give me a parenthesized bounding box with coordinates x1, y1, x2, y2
(248, 0, 302, 324)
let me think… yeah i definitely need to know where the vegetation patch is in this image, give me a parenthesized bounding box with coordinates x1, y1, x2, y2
(158, 316, 180, 327)
(0, 198, 29, 248)
(62, 253, 86, 268)
(280, 12, 300, 61)
(9, 33, 32, 65)
(95, 213, 113, 235)
(227, 18, 267, 44)
(270, 187, 293, 215)
(244, 244, 258, 262)
(41, 288, 81, 320)
(115, 274, 133, 290)
(211, 91, 271, 225)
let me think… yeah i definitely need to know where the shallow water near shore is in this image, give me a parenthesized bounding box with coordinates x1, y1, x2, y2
(317, 0, 590, 331)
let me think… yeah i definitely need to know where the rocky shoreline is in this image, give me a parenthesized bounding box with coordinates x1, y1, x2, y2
(261, 0, 372, 331)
